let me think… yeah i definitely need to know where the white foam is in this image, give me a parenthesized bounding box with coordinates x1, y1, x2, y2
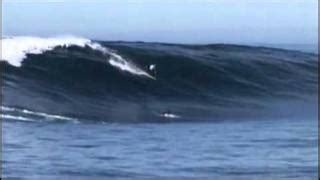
(2, 114, 36, 122)
(160, 113, 181, 119)
(21, 109, 76, 121)
(1, 36, 93, 67)
(109, 53, 156, 80)
(1, 105, 76, 121)
(1, 36, 155, 79)
(1, 106, 16, 112)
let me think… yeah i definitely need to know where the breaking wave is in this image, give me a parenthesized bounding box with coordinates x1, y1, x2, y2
(1, 36, 318, 122)
(1, 36, 154, 79)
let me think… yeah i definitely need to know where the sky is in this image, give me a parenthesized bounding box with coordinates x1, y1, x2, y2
(3, 0, 318, 44)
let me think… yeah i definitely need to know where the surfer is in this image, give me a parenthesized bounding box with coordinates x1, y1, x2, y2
(148, 64, 157, 77)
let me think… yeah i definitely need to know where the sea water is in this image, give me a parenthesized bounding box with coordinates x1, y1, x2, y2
(3, 118, 318, 179)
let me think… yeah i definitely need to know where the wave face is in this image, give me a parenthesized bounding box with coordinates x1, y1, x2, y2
(1, 36, 318, 122)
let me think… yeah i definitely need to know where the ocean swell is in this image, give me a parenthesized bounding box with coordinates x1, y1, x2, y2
(1, 36, 318, 122)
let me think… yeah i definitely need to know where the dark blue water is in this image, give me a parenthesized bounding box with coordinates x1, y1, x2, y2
(2, 38, 318, 179)
(3, 118, 318, 179)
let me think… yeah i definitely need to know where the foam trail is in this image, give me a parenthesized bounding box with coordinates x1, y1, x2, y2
(1, 36, 155, 79)
(1, 106, 77, 121)
(109, 52, 156, 80)
(160, 113, 181, 119)
(21, 109, 76, 121)
(1, 106, 16, 112)
(2, 114, 36, 122)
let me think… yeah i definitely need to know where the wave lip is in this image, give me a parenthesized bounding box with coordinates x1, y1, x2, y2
(1, 36, 154, 79)
(1, 36, 94, 67)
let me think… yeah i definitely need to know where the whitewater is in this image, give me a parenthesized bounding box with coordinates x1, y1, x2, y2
(1, 36, 155, 79)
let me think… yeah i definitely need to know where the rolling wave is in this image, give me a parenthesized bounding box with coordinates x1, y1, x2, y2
(1, 36, 318, 122)
(1, 36, 154, 79)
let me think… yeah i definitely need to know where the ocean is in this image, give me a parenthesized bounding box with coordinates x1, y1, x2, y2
(1, 36, 318, 179)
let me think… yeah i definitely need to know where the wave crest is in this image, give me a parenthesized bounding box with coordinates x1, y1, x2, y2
(1, 36, 154, 79)
(2, 37, 318, 122)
